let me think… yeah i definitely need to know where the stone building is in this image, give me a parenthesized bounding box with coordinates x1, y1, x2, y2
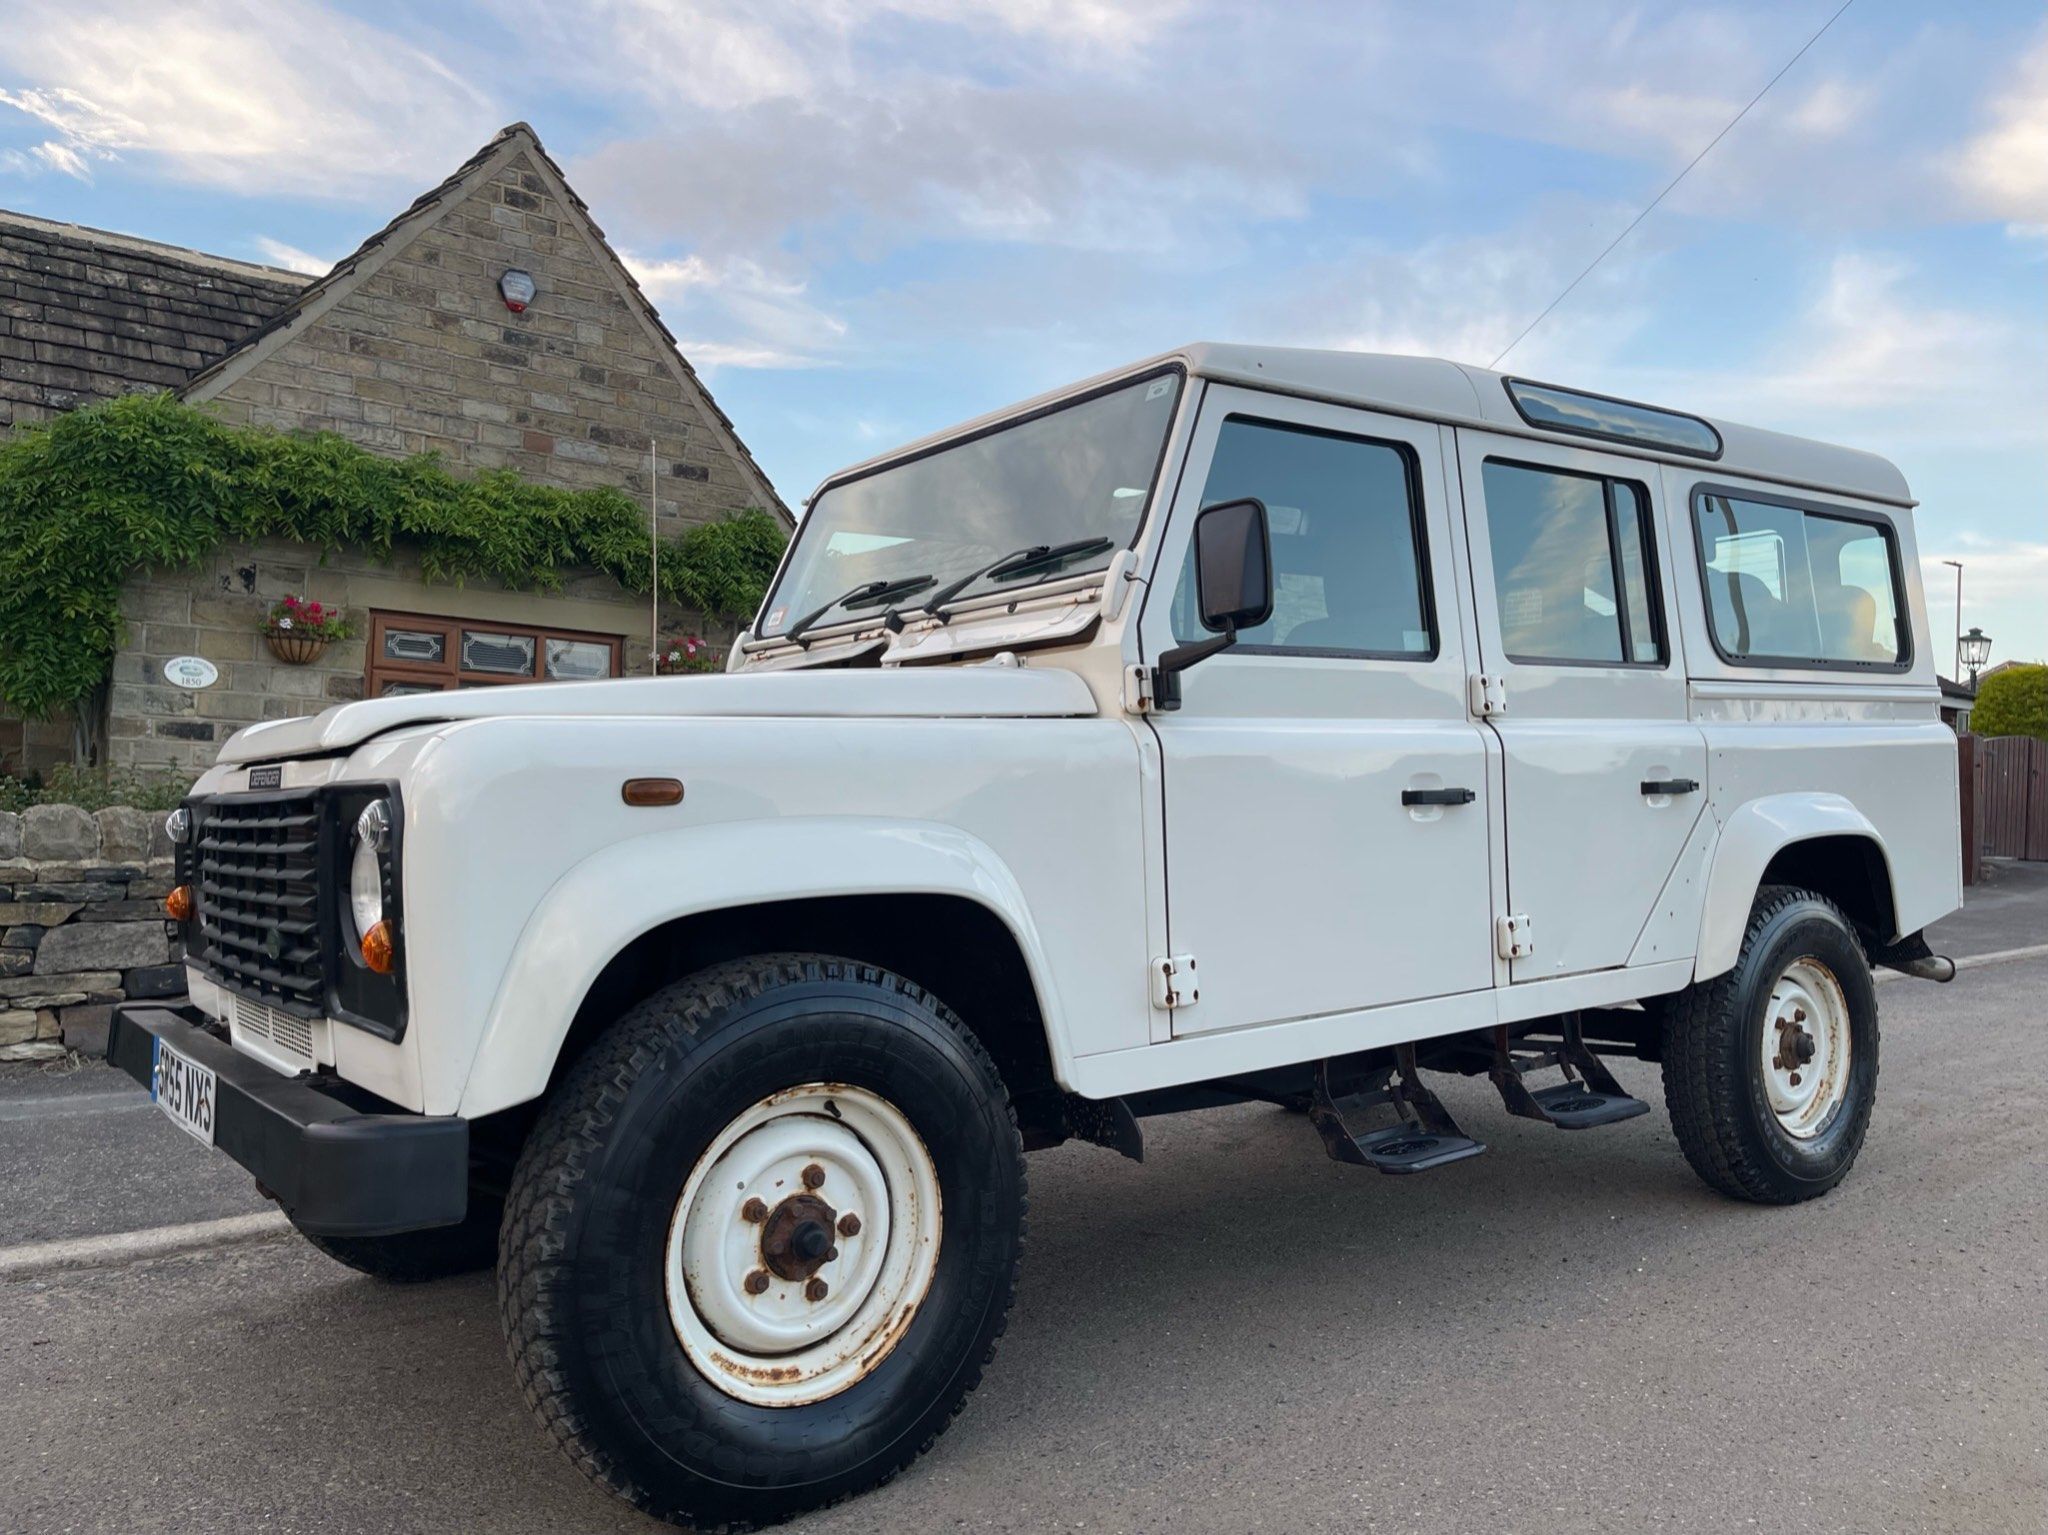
(1, 122, 790, 776)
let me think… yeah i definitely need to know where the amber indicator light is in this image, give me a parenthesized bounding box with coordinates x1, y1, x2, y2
(361, 919, 396, 975)
(164, 884, 194, 922)
(621, 778, 684, 807)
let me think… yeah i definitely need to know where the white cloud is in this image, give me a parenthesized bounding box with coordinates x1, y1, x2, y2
(0, 0, 497, 198)
(253, 238, 332, 276)
(1957, 26, 2048, 223)
(1619, 251, 2042, 451)
(622, 250, 847, 372)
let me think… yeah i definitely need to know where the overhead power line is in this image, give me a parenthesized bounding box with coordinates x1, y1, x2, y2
(1488, 0, 1857, 370)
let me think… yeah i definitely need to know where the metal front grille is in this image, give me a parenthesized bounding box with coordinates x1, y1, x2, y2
(195, 796, 328, 1016)
(232, 993, 317, 1066)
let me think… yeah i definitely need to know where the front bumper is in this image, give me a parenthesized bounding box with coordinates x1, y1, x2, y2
(107, 1003, 468, 1238)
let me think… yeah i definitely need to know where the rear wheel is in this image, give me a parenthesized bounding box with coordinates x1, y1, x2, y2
(499, 954, 1025, 1529)
(1661, 885, 1879, 1204)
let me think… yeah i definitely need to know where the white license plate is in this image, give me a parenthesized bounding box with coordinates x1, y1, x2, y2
(150, 1037, 217, 1146)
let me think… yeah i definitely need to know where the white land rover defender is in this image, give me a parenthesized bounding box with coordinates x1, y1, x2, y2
(112, 345, 1961, 1528)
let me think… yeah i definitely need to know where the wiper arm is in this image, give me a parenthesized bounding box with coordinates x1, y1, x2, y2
(918, 536, 1118, 624)
(784, 573, 935, 647)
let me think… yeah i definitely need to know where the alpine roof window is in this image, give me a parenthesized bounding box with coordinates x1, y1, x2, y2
(1505, 379, 1722, 459)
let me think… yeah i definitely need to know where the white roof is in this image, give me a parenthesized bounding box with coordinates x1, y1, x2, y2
(1180, 343, 1912, 506)
(818, 342, 1911, 508)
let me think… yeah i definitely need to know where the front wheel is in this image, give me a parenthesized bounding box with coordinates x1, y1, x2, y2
(499, 955, 1026, 1529)
(1661, 885, 1879, 1204)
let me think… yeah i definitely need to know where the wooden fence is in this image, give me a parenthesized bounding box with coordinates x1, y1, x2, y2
(1972, 734, 2048, 864)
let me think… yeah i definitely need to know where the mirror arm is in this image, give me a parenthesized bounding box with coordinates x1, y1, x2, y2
(1149, 624, 1236, 711)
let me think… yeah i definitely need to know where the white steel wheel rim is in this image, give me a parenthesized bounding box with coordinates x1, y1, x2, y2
(665, 1084, 942, 1407)
(1761, 958, 1852, 1140)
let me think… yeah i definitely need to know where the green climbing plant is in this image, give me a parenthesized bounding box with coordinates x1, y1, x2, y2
(0, 392, 786, 719)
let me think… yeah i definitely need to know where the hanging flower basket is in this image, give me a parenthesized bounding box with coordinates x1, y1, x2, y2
(263, 595, 351, 666)
(265, 630, 330, 666)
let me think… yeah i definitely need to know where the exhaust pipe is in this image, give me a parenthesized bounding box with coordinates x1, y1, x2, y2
(1890, 953, 1956, 984)
(1869, 930, 1955, 983)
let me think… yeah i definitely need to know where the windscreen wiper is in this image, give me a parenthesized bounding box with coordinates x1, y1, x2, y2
(918, 536, 1117, 625)
(784, 573, 935, 647)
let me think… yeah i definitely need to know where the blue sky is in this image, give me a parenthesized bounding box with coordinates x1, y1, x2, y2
(3, 0, 2042, 667)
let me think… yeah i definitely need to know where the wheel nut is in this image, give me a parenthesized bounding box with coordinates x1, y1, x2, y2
(801, 1163, 826, 1189)
(837, 1212, 861, 1237)
(740, 1198, 769, 1224)
(744, 1270, 771, 1295)
(805, 1277, 829, 1302)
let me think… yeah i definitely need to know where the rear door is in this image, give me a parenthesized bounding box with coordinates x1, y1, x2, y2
(1454, 431, 1708, 982)
(1140, 386, 1495, 1037)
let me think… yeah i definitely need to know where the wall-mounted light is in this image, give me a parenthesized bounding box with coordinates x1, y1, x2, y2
(499, 268, 536, 313)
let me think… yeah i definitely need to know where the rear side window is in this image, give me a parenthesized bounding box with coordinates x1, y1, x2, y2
(1170, 417, 1435, 657)
(1692, 490, 1907, 668)
(1479, 460, 1666, 666)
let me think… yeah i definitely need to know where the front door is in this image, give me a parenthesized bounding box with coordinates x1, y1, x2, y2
(1140, 385, 1495, 1038)
(1453, 431, 1708, 982)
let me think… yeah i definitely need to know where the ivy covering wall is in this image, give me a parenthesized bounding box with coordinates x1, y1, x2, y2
(0, 393, 787, 719)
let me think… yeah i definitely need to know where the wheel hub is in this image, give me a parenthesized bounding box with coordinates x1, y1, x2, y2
(759, 1191, 839, 1281)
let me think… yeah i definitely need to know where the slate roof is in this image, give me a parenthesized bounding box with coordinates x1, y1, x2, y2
(0, 210, 309, 426)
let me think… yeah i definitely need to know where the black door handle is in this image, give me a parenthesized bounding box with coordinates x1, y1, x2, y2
(1403, 787, 1476, 807)
(1641, 778, 1700, 796)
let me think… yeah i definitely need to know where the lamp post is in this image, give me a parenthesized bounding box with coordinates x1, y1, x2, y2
(1941, 559, 1963, 680)
(1960, 626, 1992, 691)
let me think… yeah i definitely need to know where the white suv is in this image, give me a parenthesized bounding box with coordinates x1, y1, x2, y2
(113, 345, 1960, 1528)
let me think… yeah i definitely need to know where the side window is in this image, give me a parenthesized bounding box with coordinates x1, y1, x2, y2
(1692, 491, 1906, 667)
(1479, 460, 1666, 666)
(1170, 417, 1434, 656)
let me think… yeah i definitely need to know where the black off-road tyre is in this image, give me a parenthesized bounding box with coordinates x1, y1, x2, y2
(1661, 885, 1879, 1204)
(499, 954, 1026, 1531)
(298, 1197, 502, 1282)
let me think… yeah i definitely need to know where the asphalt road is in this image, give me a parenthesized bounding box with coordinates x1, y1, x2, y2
(2, 931, 2043, 1533)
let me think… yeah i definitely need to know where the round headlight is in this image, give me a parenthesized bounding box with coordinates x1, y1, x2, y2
(349, 835, 384, 941)
(165, 807, 192, 844)
(349, 800, 392, 942)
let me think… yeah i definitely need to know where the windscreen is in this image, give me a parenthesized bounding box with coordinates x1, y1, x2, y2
(759, 371, 1182, 637)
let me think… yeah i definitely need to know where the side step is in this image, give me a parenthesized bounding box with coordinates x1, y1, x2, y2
(1309, 1047, 1487, 1175)
(1491, 1014, 1650, 1131)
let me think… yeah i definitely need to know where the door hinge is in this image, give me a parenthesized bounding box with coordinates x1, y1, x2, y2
(1152, 953, 1199, 1008)
(1125, 663, 1158, 714)
(1495, 914, 1533, 960)
(1469, 673, 1508, 717)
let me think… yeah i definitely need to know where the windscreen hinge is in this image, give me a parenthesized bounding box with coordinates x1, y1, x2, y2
(1469, 673, 1508, 717)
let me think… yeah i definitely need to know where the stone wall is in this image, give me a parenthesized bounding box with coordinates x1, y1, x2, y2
(106, 535, 681, 774)
(0, 805, 181, 1060)
(0, 709, 76, 780)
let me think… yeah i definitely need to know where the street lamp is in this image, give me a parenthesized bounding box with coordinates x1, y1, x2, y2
(1960, 626, 1992, 690)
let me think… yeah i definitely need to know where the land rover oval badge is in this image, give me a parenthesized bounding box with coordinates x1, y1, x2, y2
(163, 656, 219, 690)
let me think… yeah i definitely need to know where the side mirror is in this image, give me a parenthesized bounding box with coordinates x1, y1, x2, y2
(1153, 498, 1272, 709)
(1191, 497, 1274, 633)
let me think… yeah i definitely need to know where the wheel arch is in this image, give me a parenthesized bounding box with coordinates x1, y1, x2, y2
(1693, 793, 1899, 982)
(455, 818, 1071, 1119)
